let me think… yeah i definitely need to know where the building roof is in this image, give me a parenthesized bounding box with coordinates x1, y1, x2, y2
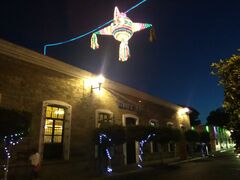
(0, 38, 181, 110)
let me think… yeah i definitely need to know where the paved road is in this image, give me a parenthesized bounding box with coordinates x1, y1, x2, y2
(104, 150, 240, 180)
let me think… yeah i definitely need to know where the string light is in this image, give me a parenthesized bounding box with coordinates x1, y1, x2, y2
(2, 132, 24, 178)
(137, 133, 155, 168)
(99, 133, 113, 173)
(43, 0, 148, 55)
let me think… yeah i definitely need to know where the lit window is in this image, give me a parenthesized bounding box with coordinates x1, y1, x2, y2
(44, 105, 65, 144)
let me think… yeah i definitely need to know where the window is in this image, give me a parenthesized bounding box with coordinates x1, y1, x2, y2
(97, 112, 112, 128)
(149, 119, 159, 127)
(167, 122, 174, 128)
(168, 143, 175, 152)
(44, 106, 65, 144)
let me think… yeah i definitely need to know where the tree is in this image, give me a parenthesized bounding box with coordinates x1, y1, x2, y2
(199, 131, 210, 144)
(184, 130, 200, 143)
(93, 125, 125, 173)
(94, 125, 125, 146)
(125, 125, 151, 142)
(0, 107, 31, 137)
(154, 127, 181, 143)
(211, 53, 240, 148)
(0, 107, 31, 179)
(188, 107, 201, 126)
(184, 130, 200, 156)
(206, 107, 230, 127)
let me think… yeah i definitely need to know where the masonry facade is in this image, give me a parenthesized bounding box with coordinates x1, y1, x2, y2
(0, 39, 190, 172)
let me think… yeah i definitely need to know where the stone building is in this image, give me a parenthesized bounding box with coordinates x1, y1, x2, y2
(0, 39, 190, 177)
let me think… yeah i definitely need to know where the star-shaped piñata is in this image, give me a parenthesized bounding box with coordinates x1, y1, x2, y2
(90, 6, 153, 62)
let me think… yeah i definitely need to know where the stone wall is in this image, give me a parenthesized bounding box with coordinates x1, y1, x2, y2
(0, 39, 190, 176)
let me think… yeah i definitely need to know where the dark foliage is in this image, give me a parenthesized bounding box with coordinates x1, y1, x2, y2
(199, 131, 210, 143)
(126, 125, 151, 142)
(94, 124, 125, 145)
(0, 107, 31, 137)
(188, 107, 201, 126)
(184, 130, 200, 143)
(211, 54, 240, 147)
(207, 107, 230, 127)
(155, 127, 182, 143)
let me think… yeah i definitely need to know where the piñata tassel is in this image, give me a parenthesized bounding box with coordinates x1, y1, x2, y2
(119, 41, 130, 62)
(149, 27, 156, 42)
(91, 33, 99, 49)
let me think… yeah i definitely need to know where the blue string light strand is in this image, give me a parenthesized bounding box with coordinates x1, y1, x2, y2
(137, 133, 155, 168)
(124, 0, 147, 13)
(43, 0, 148, 55)
(99, 133, 113, 173)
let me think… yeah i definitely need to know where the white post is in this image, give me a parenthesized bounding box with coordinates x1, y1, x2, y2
(4, 158, 9, 180)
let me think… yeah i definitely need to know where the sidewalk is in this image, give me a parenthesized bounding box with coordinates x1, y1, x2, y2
(94, 156, 205, 179)
(6, 155, 206, 179)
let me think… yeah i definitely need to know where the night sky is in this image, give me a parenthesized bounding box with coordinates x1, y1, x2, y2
(1, 0, 240, 123)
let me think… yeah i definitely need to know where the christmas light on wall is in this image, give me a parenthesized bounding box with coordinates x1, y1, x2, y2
(91, 6, 153, 62)
(137, 133, 155, 168)
(99, 133, 112, 173)
(2, 132, 24, 180)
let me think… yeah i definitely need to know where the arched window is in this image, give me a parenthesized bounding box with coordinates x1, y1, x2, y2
(167, 122, 174, 128)
(95, 109, 113, 128)
(149, 119, 159, 127)
(44, 105, 65, 144)
(40, 100, 72, 160)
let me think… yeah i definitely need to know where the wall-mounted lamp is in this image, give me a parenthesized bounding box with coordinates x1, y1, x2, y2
(178, 107, 190, 116)
(178, 107, 190, 129)
(91, 75, 105, 93)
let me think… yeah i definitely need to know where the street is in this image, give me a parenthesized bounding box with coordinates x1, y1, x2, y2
(103, 150, 240, 180)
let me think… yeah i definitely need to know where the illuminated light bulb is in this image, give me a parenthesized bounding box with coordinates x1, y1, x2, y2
(96, 75, 105, 84)
(107, 166, 113, 173)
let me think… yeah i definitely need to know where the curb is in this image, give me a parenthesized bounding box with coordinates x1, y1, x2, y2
(168, 157, 204, 165)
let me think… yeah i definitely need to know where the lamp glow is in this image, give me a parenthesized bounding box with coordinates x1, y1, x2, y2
(178, 107, 190, 116)
(91, 75, 105, 92)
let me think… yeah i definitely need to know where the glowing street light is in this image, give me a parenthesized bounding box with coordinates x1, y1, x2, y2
(178, 107, 190, 129)
(178, 107, 190, 116)
(91, 75, 105, 93)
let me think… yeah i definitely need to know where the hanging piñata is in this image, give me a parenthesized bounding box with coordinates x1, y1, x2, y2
(91, 6, 155, 62)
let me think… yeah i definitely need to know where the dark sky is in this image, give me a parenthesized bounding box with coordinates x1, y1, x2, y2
(1, 0, 240, 123)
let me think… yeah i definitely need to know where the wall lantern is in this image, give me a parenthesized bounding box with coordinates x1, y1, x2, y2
(178, 107, 190, 129)
(91, 75, 105, 93)
(178, 107, 190, 116)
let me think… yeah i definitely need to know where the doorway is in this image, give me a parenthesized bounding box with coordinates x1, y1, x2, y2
(122, 114, 139, 165)
(43, 106, 65, 159)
